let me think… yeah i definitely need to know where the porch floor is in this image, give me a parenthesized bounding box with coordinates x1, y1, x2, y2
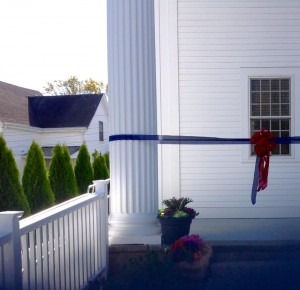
(109, 218, 300, 245)
(190, 218, 300, 246)
(105, 218, 300, 290)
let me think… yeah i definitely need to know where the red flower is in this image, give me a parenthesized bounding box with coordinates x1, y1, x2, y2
(168, 235, 211, 263)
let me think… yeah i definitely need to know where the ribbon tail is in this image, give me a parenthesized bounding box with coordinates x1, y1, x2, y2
(257, 157, 264, 192)
(251, 156, 260, 205)
(258, 155, 270, 191)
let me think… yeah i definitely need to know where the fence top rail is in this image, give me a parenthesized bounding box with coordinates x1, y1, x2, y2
(0, 232, 11, 246)
(19, 193, 105, 235)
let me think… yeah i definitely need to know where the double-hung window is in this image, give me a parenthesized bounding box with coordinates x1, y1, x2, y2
(250, 78, 291, 155)
(99, 121, 104, 141)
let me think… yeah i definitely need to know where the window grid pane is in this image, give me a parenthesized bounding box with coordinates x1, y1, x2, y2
(250, 78, 291, 156)
(99, 121, 104, 141)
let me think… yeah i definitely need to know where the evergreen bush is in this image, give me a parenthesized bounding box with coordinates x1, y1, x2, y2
(49, 144, 78, 203)
(74, 144, 94, 194)
(22, 141, 55, 213)
(93, 150, 109, 180)
(104, 152, 110, 172)
(0, 135, 30, 215)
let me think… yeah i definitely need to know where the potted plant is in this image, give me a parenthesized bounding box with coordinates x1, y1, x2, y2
(157, 197, 199, 244)
(167, 234, 212, 280)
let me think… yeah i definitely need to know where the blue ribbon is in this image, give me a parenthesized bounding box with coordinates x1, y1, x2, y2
(109, 134, 300, 205)
(251, 156, 260, 205)
(109, 134, 300, 144)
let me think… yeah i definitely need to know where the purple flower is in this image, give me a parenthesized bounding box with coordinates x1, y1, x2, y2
(168, 234, 210, 263)
(164, 209, 174, 216)
(183, 207, 198, 218)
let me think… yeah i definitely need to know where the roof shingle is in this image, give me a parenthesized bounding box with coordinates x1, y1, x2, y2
(28, 94, 103, 128)
(0, 81, 42, 125)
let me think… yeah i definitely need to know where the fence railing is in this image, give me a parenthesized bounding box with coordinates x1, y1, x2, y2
(0, 179, 110, 290)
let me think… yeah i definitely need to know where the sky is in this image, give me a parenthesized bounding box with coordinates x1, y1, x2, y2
(0, 0, 107, 94)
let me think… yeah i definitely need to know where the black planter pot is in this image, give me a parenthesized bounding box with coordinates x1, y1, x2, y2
(158, 217, 193, 245)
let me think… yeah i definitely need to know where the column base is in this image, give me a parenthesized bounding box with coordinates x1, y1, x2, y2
(108, 213, 161, 245)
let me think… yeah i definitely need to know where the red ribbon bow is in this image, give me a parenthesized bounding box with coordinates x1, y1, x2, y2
(250, 129, 276, 192)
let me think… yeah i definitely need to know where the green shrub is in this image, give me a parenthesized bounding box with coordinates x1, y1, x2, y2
(49, 144, 78, 203)
(74, 144, 94, 194)
(93, 150, 109, 180)
(0, 135, 30, 215)
(104, 152, 110, 172)
(22, 141, 55, 213)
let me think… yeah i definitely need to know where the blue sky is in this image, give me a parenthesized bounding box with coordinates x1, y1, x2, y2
(0, 0, 107, 93)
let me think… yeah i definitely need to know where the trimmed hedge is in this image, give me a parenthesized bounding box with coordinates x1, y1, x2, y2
(74, 144, 94, 194)
(93, 151, 109, 180)
(49, 144, 78, 203)
(22, 141, 55, 213)
(0, 135, 31, 215)
(104, 152, 110, 172)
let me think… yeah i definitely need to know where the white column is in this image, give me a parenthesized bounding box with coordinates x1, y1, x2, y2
(107, 0, 160, 244)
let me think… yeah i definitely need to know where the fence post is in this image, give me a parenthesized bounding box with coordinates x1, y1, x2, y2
(89, 179, 110, 197)
(0, 211, 23, 290)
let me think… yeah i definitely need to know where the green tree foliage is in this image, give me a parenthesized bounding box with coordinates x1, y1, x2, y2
(92, 151, 109, 180)
(104, 152, 110, 172)
(49, 145, 78, 203)
(74, 144, 94, 194)
(0, 135, 30, 215)
(44, 76, 108, 95)
(22, 141, 55, 213)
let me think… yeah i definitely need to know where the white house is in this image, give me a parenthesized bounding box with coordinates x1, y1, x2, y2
(1, 90, 109, 174)
(107, 0, 300, 244)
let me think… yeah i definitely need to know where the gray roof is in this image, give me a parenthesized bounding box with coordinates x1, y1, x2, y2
(0, 81, 42, 125)
(28, 94, 103, 128)
(41, 146, 80, 158)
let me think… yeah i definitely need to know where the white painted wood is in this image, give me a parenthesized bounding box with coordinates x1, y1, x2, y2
(108, 0, 160, 243)
(0, 212, 23, 290)
(85, 95, 109, 155)
(175, 0, 300, 218)
(155, 0, 181, 205)
(0, 189, 109, 290)
(48, 222, 55, 290)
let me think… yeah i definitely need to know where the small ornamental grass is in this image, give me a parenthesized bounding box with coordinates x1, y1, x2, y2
(157, 197, 199, 219)
(166, 234, 212, 263)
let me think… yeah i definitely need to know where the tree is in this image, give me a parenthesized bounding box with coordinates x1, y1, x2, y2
(22, 141, 55, 213)
(74, 144, 94, 194)
(0, 135, 30, 215)
(49, 144, 78, 203)
(44, 76, 108, 95)
(92, 151, 109, 180)
(104, 152, 110, 172)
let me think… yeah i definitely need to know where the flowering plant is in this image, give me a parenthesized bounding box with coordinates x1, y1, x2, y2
(157, 197, 199, 219)
(167, 234, 212, 263)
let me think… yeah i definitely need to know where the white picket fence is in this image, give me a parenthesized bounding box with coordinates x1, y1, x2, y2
(0, 179, 109, 290)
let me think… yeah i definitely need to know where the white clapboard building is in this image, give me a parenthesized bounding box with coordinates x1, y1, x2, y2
(0, 81, 109, 174)
(107, 0, 300, 243)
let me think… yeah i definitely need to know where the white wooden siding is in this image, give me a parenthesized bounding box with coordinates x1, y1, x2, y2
(178, 0, 300, 217)
(2, 97, 109, 176)
(40, 129, 85, 147)
(2, 125, 40, 174)
(85, 98, 109, 155)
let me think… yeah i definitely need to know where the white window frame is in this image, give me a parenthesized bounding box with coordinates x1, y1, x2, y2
(241, 67, 300, 162)
(250, 77, 291, 156)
